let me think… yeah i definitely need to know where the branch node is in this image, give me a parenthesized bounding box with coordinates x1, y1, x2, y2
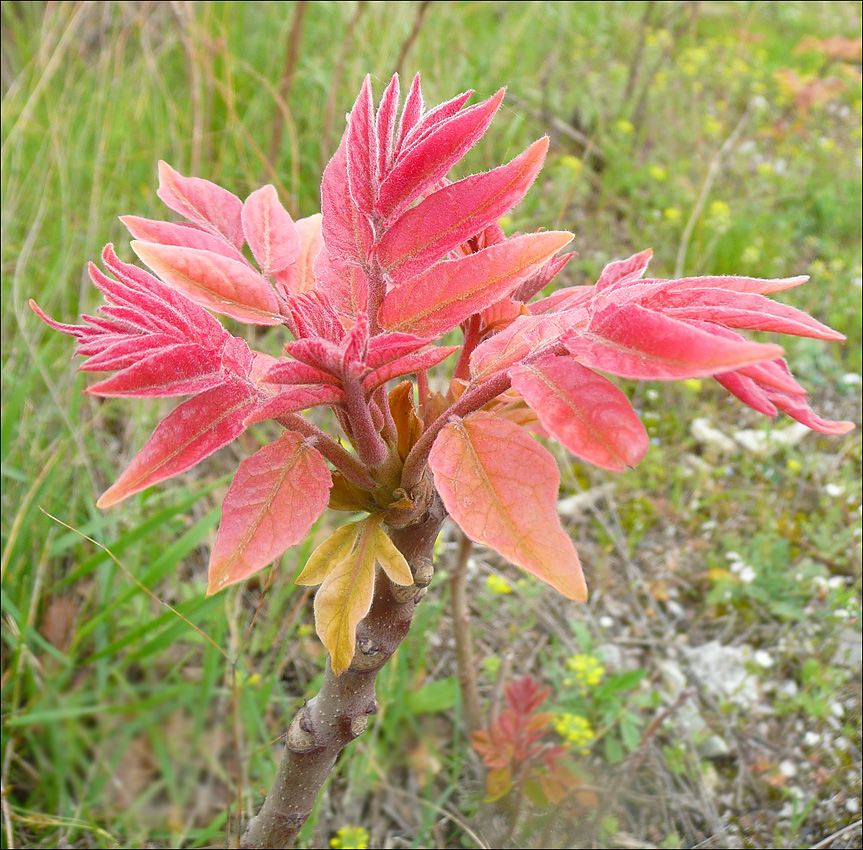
(286, 709, 319, 753)
(413, 557, 434, 588)
(350, 714, 369, 738)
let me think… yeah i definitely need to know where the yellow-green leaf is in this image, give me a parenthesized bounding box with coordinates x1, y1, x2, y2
(296, 515, 413, 674)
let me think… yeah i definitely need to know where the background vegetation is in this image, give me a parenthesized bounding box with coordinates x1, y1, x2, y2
(2, 2, 860, 848)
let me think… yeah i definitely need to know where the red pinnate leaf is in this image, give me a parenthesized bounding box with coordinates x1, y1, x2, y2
(564, 303, 784, 380)
(274, 213, 323, 297)
(510, 355, 648, 472)
(321, 133, 374, 266)
(85, 344, 225, 398)
(313, 245, 368, 321)
(394, 73, 424, 154)
(645, 287, 845, 340)
(595, 248, 653, 290)
(379, 231, 573, 337)
(120, 216, 248, 263)
(505, 675, 550, 716)
(346, 75, 377, 214)
(470, 311, 580, 380)
(241, 185, 301, 279)
(97, 381, 256, 508)
(244, 385, 345, 425)
(207, 432, 332, 594)
(131, 241, 283, 325)
(376, 137, 549, 284)
(157, 161, 244, 249)
(375, 74, 400, 177)
(399, 89, 474, 154)
(361, 345, 459, 392)
(376, 88, 505, 222)
(428, 412, 587, 601)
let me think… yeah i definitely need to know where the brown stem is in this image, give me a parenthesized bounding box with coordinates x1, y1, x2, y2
(268, 1, 307, 167)
(393, 0, 433, 78)
(452, 532, 483, 735)
(240, 497, 447, 849)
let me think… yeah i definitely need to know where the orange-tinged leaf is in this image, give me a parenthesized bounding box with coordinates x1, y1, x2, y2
(296, 516, 413, 674)
(429, 412, 587, 601)
(379, 231, 573, 337)
(206, 432, 332, 595)
(485, 766, 513, 802)
(131, 241, 283, 325)
(510, 355, 648, 472)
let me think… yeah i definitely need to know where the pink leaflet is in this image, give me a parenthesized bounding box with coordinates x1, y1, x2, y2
(320, 133, 375, 267)
(207, 431, 332, 594)
(366, 331, 437, 369)
(120, 216, 248, 263)
(131, 241, 284, 325)
(713, 355, 854, 434)
(99, 245, 228, 344)
(470, 311, 581, 381)
(346, 75, 377, 215)
(764, 389, 855, 435)
(85, 344, 225, 398)
(428, 412, 587, 602)
(713, 371, 779, 417)
(361, 345, 459, 392)
(511, 251, 576, 304)
(261, 359, 341, 387)
(241, 185, 301, 279)
(530, 284, 593, 314)
(377, 138, 549, 285)
(157, 161, 244, 250)
(563, 303, 784, 380)
(393, 73, 424, 154)
(595, 249, 653, 291)
(376, 89, 506, 222)
(659, 273, 808, 296)
(510, 355, 648, 472)
(375, 74, 400, 178)
(97, 381, 257, 508)
(643, 287, 845, 341)
(274, 214, 323, 297)
(313, 245, 368, 321)
(399, 89, 475, 156)
(244, 385, 345, 425)
(379, 231, 573, 337)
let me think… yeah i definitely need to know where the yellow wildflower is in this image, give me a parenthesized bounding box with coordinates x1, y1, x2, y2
(486, 574, 513, 595)
(663, 207, 682, 222)
(566, 653, 605, 688)
(331, 826, 370, 850)
(554, 713, 595, 754)
(648, 165, 667, 182)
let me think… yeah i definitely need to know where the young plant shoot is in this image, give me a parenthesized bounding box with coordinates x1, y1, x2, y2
(32, 74, 853, 848)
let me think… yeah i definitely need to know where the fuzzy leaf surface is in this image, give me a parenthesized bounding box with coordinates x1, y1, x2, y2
(132, 241, 283, 325)
(207, 432, 331, 594)
(241, 185, 301, 279)
(510, 355, 648, 472)
(157, 161, 244, 249)
(376, 138, 548, 284)
(428, 412, 586, 601)
(97, 381, 256, 507)
(379, 231, 573, 336)
(563, 303, 784, 380)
